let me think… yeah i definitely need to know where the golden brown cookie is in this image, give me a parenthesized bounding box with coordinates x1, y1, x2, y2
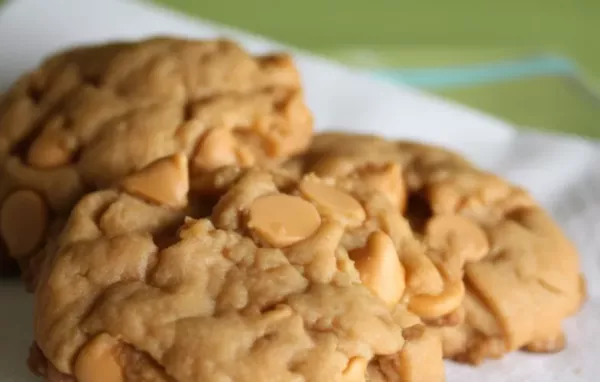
(0, 37, 313, 276)
(32, 167, 444, 382)
(294, 132, 584, 364)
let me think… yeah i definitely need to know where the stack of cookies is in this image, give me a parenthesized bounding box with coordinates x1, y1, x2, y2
(0, 38, 585, 382)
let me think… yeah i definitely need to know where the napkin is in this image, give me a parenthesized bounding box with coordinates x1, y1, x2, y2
(0, 0, 598, 381)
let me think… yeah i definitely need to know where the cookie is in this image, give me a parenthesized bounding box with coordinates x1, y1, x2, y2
(31, 162, 444, 381)
(0, 37, 313, 275)
(294, 132, 584, 364)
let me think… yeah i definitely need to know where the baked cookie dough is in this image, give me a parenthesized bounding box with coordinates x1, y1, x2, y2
(294, 132, 585, 364)
(31, 160, 444, 381)
(0, 37, 313, 276)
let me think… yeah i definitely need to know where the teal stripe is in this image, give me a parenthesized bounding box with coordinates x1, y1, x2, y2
(375, 55, 579, 89)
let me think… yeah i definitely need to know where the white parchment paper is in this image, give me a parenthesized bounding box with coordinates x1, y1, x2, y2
(0, 1, 598, 381)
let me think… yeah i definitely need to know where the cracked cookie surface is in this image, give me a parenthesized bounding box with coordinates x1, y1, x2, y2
(32, 164, 444, 382)
(0, 37, 312, 275)
(293, 132, 584, 364)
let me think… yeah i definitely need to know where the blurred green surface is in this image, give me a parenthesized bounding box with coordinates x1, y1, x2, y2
(4, 0, 593, 136)
(153, 0, 600, 138)
(2, 0, 596, 135)
(157, 0, 599, 75)
(438, 76, 600, 137)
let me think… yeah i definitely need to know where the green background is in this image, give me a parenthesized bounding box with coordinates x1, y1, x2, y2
(1, 0, 596, 137)
(154, 0, 600, 138)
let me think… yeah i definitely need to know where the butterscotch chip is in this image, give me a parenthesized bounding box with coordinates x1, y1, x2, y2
(192, 128, 239, 170)
(247, 193, 321, 247)
(121, 153, 189, 208)
(359, 163, 406, 213)
(0, 36, 312, 277)
(27, 119, 77, 169)
(299, 177, 366, 227)
(409, 281, 465, 320)
(350, 231, 406, 306)
(342, 357, 368, 381)
(0, 190, 48, 257)
(400, 244, 445, 297)
(306, 153, 407, 214)
(74, 334, 123, 382)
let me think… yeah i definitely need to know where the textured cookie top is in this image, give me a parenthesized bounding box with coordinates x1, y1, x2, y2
(33, 161, 444, 382)
(300, 133, 532, 221)
(295, 133, 583, 362)
(210, 167, 472, 321)
(0, 37, 312, 264)
(36, 219, 408, 382)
